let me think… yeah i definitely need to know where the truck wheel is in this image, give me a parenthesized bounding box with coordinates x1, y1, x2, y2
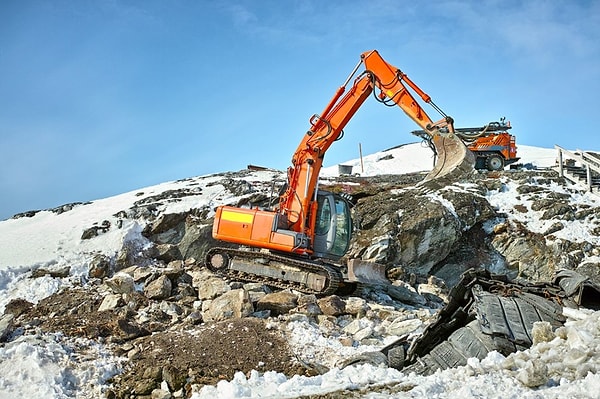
(486, 155, 504, 171)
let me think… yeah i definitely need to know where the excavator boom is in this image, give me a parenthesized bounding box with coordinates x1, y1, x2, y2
(281, 50, 474, 228)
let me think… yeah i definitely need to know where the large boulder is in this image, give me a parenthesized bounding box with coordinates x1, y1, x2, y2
(144, 275, 173, 300)
(348, 184, 495, 275)
(491, 222, 587, 282)
(485, 175, 600, 282)
(144, 211, 221, 262)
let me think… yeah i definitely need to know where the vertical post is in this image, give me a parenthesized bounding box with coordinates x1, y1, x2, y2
(558, 147, 564, 177)
(587, 164, 592, 192)
(359, 143, 364, 173)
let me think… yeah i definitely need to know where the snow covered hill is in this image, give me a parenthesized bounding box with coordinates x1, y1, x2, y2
(0, 143, 558, 271)
(2, 143, 600, 399)
(321, 143, 558, 177)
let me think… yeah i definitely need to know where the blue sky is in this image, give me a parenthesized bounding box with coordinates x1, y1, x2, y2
(1, 0, 599, 220)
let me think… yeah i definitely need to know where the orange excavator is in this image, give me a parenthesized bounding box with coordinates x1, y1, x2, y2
(205, 50, 475, 295)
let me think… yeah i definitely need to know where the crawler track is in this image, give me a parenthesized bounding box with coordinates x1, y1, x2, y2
(205, 247, 343, 296)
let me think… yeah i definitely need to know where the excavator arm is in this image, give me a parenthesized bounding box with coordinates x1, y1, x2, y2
(360, 50, 474, 185)
(280, 50, 474, 232)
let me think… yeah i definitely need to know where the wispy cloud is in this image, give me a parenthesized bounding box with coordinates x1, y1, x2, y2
(433, 0, 600, 67)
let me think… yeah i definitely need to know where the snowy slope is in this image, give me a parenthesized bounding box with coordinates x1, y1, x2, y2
(2, 143, 600, 398)
(0, 143, 558, 267)
(321, 143, 558, 177)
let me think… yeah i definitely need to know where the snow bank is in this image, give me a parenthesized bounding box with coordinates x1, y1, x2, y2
(193, 364, 405, 399)
(0, 333, 122, 399)
(192, 309, 600, 399)
(486, 177, 600, 245)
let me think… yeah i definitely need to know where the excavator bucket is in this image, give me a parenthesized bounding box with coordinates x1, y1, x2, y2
(420, 134, 475, 189)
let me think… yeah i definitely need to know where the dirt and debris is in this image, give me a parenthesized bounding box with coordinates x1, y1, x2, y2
(111, 318, 310, 394)
(11, 286, 313, 398)
(22, 288, 150, 342)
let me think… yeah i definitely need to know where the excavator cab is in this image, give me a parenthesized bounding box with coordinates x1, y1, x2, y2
(312, 191, 353, 260)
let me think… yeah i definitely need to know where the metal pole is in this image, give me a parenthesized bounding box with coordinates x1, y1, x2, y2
(557, 147, 564, 177)
(359, 143, 364, 173)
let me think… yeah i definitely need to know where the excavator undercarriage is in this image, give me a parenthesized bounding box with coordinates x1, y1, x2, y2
(206, 247, 343, 295)
(206, 247, 390, 295)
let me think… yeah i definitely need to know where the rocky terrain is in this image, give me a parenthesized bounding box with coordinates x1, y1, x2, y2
(1, 165, 600, 398)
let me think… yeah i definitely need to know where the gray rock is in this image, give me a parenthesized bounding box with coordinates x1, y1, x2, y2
(349, 186, 495, 275)
(173, 283, 197, 299)
(88, 254, 112, 279)
(116, 239, 155, 270)
(256, 291, 298, 316)
(243, 282, 269, 292)
(155, 244, 182, 262)
(203, 289, 254, 322)
(175, 219, 216, 261)
(133, 267, 154, 283)
(143, 366, 163, 380)
(106, 273, 136, 294)
(162, 365, 186, 392)
(195, 276, 231, 300)
(344, 297, 369, 317)
(133, 379, 157, 395)
(490, 225, 581, 281)
(383, 284, 427, 306)
(342, 319, 363, 335)
(151, 388, 172, 399)
(98, 294, 122, 311)
(145, 212, 188, 244)
(294, 302, 322, 316)
(30, 265, 71, 279)
(145, 275, 173, 300)
(81, 227, 99, 240)
(386, 317, 423, 336)
(318, 295, 346, 316)
(0, 313, 15, 342)
(354, 326, 373, 341)
(544, 222, 564, 235)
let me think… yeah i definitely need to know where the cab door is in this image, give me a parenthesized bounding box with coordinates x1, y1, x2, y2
(312, 192, 352, 260)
